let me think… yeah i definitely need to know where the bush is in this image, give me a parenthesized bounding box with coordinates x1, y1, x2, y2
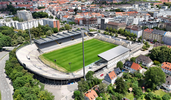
(154, 60, 160, 65)
(147, 88, 151, 92)
(162, 94, 170, 100)
(117, 61, 123, 69)
(130, 57, 136, 62)
(52, 28, 58, 33)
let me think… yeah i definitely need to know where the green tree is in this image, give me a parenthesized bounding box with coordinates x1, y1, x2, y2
(99, 83, 107, 93)
(86, 71, 94, 80)
(142, 45, 147, 50)
(117, 61, 123, 69)
(74, 90, 80, 99)
(46, 30, 53, 36)
(126, 36, 129, 40)
(65, 24, 71, 30)
(106, 27, 109, 31)
(130, 57, 136, 62)
(17, 36, 25, 44)
(52, 28, 58, 33)
(133, 86, 143, 99)
(145, 67, 166, 90)
(96, 97, 102, 100)
(109, 27, 112, 32)
(153, 39, 157, 43)
(78, 78, 89, 92)
(115, 33, 118, 37)
(115, 77, 127, 94)
(162, 94, 170, 100)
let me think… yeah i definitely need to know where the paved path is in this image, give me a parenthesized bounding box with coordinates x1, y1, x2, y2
(0, 51, 13, 100)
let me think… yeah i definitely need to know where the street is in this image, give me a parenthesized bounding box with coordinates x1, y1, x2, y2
(0, 51, 13, 100)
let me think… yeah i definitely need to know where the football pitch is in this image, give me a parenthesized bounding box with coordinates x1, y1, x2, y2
(41, 39, 117, 72)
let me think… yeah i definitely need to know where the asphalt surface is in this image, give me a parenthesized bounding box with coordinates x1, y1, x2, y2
(0, 51, 13, 100)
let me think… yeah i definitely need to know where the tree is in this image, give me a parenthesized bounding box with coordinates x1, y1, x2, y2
(115, 77, 127, 94)
(117, 61, 123, 69)
(96, 97, 102, 100)
(17, 36, 25, 44)
(46, 30, 53, 36)
(109, 27, 112, 32)
(99, 83, 107, 93)
(145, 67, 166, 90)
(133, 86, 143, 99)
(115, 33, 118, 37)
(52, 28, 58, 33)
(162, 94, 170, 100)
(126, 36, 129, 40)
(130, 57, 136, 62)
(98, 30, 101, 33)
(153, 39, 157, 43)
(106, 27, 109, 31)
(142, 45, 147, 50)
(78, 78, 89, 92)
(150, 46, 171, 63)
(86, 71, 94, 80)
(65, 24, 71, 30)
(74, 90, 81, 99)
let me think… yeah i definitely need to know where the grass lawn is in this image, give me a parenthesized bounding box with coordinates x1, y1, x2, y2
(125, 93, 134, 100)
(152, 89, 167, 97)
(0, 91, 1, 100)
(41, 39, 117, 72)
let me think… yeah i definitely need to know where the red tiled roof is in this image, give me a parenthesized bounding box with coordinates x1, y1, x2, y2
(85, 90, 98, 100)
(161, 62, 171, 71)
(108, 71, 117, 80)
(131, 62, 142, 71)
(144, 28, 153, 33)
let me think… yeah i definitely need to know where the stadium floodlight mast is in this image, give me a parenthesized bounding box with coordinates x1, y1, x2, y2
(81, 30, 86, 80)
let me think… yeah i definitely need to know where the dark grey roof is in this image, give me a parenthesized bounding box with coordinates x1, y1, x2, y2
(98, 45, 129, 61)
(152, 29, 166, 35)
(124, 61, 133, 68)
(34, 30, 82, 44)
(166, 75, 171, 85)
(114, 68, 121, 75)
(136, 54, 152, 64)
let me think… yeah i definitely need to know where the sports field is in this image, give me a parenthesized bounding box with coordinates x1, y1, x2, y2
(41, 39, 117, 72)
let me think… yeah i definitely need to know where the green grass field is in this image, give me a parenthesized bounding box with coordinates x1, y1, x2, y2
(41, 39, 117, 72)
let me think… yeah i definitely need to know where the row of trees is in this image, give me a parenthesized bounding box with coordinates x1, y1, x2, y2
(0, 26, 27, 49)
(150, 46, 171, 63)
(5, 45, 54, 99)
(105, 27, 137, 39)
(32, 12, 48, 19)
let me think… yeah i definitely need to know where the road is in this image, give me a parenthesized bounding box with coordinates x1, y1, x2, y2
(0, 51, 13, 100)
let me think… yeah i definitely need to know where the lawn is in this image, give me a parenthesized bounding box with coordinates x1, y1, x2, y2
(125, 93, 134, 100)
(41, 39, 117, 72)
(152, 89, 167, 97)
(0, 91, 1, 100)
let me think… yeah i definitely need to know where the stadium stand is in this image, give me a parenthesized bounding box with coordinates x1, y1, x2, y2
(94, 34, 129, 47)
(34, 30, 87, 53)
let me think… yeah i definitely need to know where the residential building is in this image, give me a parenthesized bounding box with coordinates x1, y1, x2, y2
(125, 25, 142, 38)
(143, 28, 153, 41)
(104, 71, 117, 84)
(43, 18, 60, 30)
(151, 29, 166, 42)
(136, 54, 153, 67)
(143, 29, 166, 42)
(84, 90, 98, 100)
(124, 61, 142, 73)
(0, 2, 9, 9)
(17, 10, 33, 21)
(162, 31, 171, 46)
(0, 18, 60, 30)
(166, 23, 171, 31)
(161, 62, 171, 75)
(162, 75, 171, 91)
(106, 22, 126, 30)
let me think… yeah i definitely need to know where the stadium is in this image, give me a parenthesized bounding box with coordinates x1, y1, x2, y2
(16, 29, 142, 84)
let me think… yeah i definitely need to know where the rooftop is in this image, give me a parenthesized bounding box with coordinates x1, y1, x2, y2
(98, 45, 129, 61)
(34, 30, 82, 44)
(85, 90, 98, 100)
(131, 62, 142, 71)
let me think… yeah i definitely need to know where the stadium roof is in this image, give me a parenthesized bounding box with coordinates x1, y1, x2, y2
(34, 30, 82, 44)
(98, 45, 130, 61)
